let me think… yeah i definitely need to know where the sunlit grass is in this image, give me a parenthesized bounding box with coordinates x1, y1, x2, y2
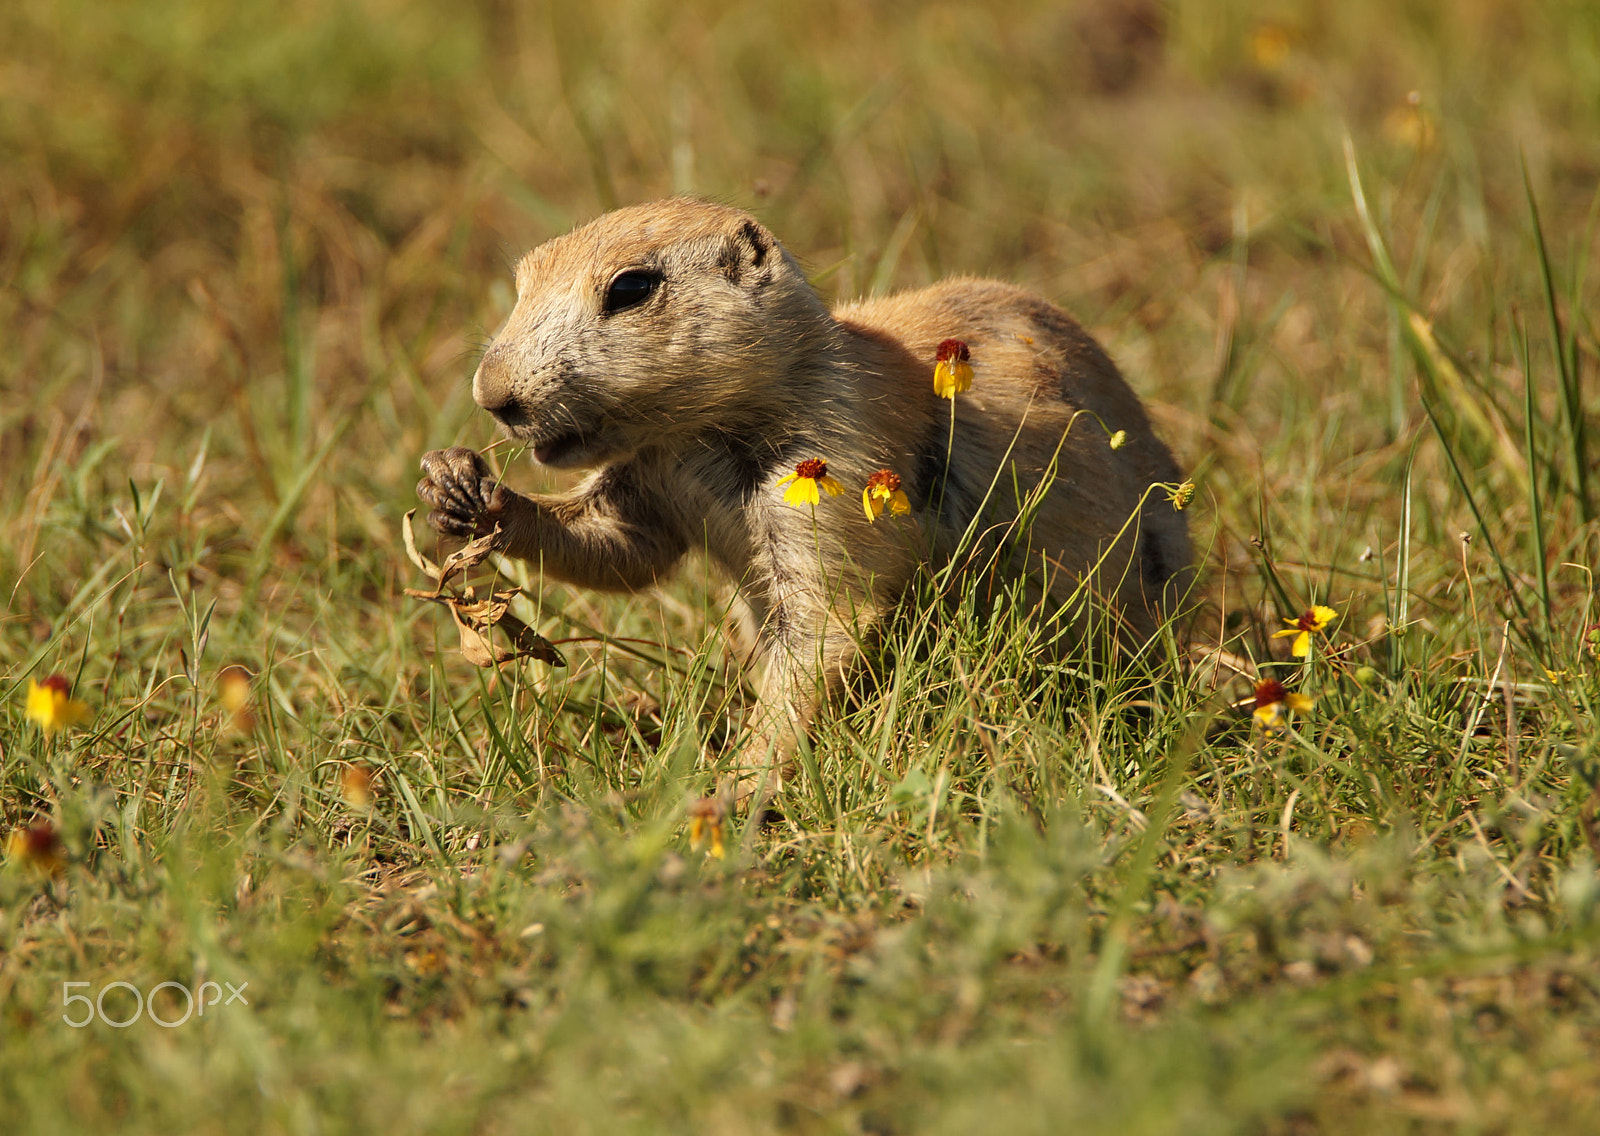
(3, 1, 1599, 1132)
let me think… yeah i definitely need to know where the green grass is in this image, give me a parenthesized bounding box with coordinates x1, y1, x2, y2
(3, 0, 1600, 1131)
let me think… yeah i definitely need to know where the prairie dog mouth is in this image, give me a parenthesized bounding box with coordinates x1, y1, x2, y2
(487, 407, 593, 467)
(488, 398, 616, 468)
(532, 431, 586, 466)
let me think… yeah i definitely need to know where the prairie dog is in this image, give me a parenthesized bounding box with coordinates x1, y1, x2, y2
(418, 198, 1189, 774)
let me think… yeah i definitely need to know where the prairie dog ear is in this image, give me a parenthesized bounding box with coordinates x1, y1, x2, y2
(718, 219, 776, 287)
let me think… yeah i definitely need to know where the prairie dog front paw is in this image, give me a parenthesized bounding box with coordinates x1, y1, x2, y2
(417, 447, 505, 538)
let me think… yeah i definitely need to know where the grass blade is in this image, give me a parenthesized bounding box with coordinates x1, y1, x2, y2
(1515, 315, 1553, 631)
(1523, 158, 1593, 524)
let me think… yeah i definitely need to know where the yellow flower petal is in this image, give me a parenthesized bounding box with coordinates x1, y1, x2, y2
(25, 681, 56, 728)
(25, 677, 90, 736)
(933, 339, 974, 399)
(1290, 630, 1311, 657)
(863, 470, 910, 522)
(1252, 677, 1314, 733)
(933, 359, 974, 399)
(783, 477, 821, 507)
(1309, 605, 1338, 632)
(779, 460, 840, 509)
(689, 797, 727, 859)
(6, 822, 64, 875)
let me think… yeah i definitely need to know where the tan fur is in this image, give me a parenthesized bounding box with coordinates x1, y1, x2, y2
(418, 198, 1189, 778)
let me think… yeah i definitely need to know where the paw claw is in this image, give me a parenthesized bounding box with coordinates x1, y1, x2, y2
(418, 447, 498, 537)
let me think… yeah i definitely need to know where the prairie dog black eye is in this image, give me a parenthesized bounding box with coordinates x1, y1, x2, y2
(603, 270, 658, 313)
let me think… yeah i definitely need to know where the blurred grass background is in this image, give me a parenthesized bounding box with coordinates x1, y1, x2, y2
(2, 0, 1599, 1132)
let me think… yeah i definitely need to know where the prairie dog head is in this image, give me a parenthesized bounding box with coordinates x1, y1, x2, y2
(473, 199, 830, 469)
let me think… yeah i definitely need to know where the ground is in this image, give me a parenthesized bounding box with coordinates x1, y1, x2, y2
(1, 1, 1598, 1132)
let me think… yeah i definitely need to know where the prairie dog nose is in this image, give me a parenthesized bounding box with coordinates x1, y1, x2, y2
(473, 342, 514, 414)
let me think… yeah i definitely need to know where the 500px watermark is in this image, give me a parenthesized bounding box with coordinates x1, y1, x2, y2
(62, 980, 249, 1028)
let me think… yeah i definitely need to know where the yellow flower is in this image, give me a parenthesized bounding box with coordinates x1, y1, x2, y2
(341, 764, 374, 809)
(218, 665, 255, 734)
(6, 821, 64, 876)
(1166, 480, 1196, 511)
(1382, 91, 1437, 152)
(1272, 605, 1338, 658)
(1248, 23, 1293, 72)
(25, 675, 90, 736)
(1252, 678, 1314, 732)
(1108, 430, 1127, 451)
(689, 796, 726, 860)
(862, 469, 911, 521)
(933, 338, 973, 399)
(776, 458, 844, 508)
(404, 947, 445, 976)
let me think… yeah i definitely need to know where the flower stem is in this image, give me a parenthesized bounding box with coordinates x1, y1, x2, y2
(932, 396, 956, 536)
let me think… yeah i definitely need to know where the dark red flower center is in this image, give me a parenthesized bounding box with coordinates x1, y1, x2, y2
(935, 338, 971, 363)
(866, 469, 901, 493)
(1254, 679, 1287, 709)
(794, 458, 828, 480)
(21, 821, 60, 857)
(40, 674, 71, 696)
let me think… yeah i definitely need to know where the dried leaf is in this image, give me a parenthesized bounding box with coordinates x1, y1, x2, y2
(432, 529, 499, 594)
(401, 509, 442, 580)
(449, 601, 514, 666)
(403, 513, 562, 668)
(402, 509, 501, 594)
(407, 584, 565, 668)
(488, 606, 567, 667)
